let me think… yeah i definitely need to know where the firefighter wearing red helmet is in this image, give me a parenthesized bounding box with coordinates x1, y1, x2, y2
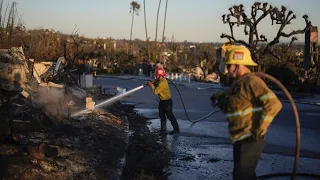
(155, 67, 166, 77)
(147, 68, 180, 134)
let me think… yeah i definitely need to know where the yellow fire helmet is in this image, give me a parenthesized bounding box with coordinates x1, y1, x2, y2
(221, 42, 234, 52)
(224, 46, 258, 66)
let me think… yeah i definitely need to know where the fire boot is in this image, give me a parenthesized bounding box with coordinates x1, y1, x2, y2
(160, 119, 167, 134)
(169, 129, 180, 135)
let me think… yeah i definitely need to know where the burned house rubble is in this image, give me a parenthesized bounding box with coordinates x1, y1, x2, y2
(0, 46, 87, 118)
(0, 47, 133, 179)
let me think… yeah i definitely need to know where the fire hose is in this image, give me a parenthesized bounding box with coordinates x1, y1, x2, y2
(145, 78, 220, 124)
(166, 78, 221, 124)
(163, 73, 320, 180)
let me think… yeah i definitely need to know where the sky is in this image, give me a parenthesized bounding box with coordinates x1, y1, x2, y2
(3, 0, 320, 43)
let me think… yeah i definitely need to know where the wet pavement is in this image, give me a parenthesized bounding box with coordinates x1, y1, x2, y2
(94, 75, 320, 180)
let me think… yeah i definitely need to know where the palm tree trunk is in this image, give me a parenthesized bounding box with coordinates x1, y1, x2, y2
(130, 9, 135, 55)
(0, 0, 3, 28)
(155, 0, 162, 44)
(143, 0, 150, 59)
(162, 0, 168, 44)
(155, 0, 162, 63)
(143, 0, 148, 41)
(160, 0, 168, 64)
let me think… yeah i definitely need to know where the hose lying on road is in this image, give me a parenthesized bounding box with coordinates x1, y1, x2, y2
(166, 78, 221, 124)
(166, 73, 320, 180)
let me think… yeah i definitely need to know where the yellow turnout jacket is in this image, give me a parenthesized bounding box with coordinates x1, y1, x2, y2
(149, 77, 172, 100)
(217, 73, 282, 143)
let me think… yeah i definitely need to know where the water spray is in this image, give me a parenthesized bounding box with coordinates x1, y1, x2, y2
(71, 85, 146, 117)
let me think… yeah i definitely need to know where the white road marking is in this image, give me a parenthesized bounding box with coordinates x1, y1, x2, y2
(305, 113, 320, 116)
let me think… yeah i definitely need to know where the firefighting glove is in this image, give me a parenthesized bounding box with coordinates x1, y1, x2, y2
(147, 81, 153, 87)
(210, 94, 219, 107)
(210, 92, 227, 107)
(253, 129, 264, 142)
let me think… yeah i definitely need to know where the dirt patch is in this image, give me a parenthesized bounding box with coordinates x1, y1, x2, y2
(107, 103, 172, 180)
(0, 94, 172, 180)
(0, 94, 127, 180)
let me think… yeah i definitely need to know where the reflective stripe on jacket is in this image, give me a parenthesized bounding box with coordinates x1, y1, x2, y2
(218, 73, 282, 142)
(150, 77, 171, 100)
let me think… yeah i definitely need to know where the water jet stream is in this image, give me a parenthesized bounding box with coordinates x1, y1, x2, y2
(71, 85, 145, 117)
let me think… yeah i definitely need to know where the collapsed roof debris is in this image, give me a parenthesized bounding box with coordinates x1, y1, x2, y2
(0, 46, 89, 139)
(0, 46, 86, 102)
(0, 46, 133, 179)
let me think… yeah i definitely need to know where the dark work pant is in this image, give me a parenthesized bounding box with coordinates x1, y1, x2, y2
(233, 138, 266, 180)
(158, 99, 179, 131)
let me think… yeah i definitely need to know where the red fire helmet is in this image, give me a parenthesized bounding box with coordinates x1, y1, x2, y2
(155, 68, 166, 77)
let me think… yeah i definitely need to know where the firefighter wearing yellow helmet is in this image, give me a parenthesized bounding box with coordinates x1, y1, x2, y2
(211, 45, 282, 179)
(218, 42, 235, 74)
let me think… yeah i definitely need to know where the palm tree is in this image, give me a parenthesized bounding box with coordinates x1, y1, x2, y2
(161, 0, 168, 44)
(143, 0, 148, 41)
(143, 0, 150, 59)
(154, 0, 162, 44)
(129, 1, 141, 54)
(154, 0, 162, 62)
(160, 0, 168, 64)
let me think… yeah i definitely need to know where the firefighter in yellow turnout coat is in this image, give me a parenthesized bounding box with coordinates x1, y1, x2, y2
(148, 68, 180, 134)
(211, 46, 282, 180)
